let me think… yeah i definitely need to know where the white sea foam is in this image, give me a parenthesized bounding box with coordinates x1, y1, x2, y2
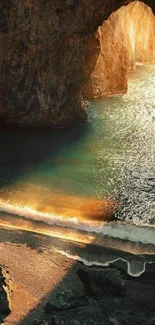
(56, 249, 155, 277)
(1, 201, 155, 247)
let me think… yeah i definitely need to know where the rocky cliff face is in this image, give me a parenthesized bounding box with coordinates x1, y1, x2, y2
(0, 0, 155, 127)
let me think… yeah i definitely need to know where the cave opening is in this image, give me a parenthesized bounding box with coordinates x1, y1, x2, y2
(83, 1, 155, 98)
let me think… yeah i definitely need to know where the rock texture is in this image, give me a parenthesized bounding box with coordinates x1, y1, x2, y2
(33, 266, 155, 325)
(84, 1, 155, 98)
(0, 0, 155, 126)
(0, 266, 12, 322)
(77, 268, 126, 297)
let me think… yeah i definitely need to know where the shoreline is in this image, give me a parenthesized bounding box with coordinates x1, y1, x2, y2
(0, 222, 155, 276)
(0, 211, 155, 256)
(0, 225, 155, 324)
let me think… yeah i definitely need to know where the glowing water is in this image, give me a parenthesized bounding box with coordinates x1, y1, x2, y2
(0, 65, 155, 247)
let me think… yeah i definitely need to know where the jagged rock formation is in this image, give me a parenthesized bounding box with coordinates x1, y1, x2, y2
(84, 1, 155, 98)
(0, 0, 155, 126)
(0, 266, 12, 322)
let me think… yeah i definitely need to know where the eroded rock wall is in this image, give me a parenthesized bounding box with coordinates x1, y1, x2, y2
(84, 1, 155, 98)
(0, 0, 155, 126)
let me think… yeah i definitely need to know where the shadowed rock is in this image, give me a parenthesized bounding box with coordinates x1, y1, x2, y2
(45, 288, 88, 313)
(77, 268, 126, 297)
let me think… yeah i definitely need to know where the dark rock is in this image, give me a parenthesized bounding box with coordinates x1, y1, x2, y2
(45, 288, 88, 313)
(109, 309, 147, 325)
(0, 266, 12, 322)
(32, 264, 155, 325)
(51, 316, 81, 325)
(77, 268, 125, 297)
(146, 318, 155, 325)
(51, 315, 110, 325)
(34, 320, 51, 325)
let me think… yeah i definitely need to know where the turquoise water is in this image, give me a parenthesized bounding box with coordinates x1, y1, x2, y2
(0, 64, 155, 227)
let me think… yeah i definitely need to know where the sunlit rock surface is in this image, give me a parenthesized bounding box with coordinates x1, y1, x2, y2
(84, 1, 155, 98)
(0, 266, 12, 322)
(0, 0, 155, 126)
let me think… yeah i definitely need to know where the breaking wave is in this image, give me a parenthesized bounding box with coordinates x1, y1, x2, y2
(1, 201, 155, 248)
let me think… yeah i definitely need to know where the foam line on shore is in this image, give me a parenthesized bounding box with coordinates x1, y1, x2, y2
(0, 201, 155, 247)
(56, 249, 155, 277)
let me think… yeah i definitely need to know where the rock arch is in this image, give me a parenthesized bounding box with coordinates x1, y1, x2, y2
(0, 0, 155, 126)
(83, 1, 155, 98)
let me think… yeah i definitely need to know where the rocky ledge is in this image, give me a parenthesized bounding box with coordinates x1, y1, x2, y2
(0, 266, 12, 323)
(34, 266, 155, 325)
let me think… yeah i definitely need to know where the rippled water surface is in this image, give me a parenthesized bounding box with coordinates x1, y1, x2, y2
(88, 64, 155, 225)
(0, 65, 155, 230)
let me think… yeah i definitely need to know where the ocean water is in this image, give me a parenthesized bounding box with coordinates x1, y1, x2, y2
(0, 64, 155, 248)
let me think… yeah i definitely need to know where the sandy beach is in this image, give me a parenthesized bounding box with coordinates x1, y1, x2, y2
(0, 225, 155, 324)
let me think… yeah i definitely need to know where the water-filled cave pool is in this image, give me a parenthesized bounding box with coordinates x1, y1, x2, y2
(0, 64, 155, 264)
